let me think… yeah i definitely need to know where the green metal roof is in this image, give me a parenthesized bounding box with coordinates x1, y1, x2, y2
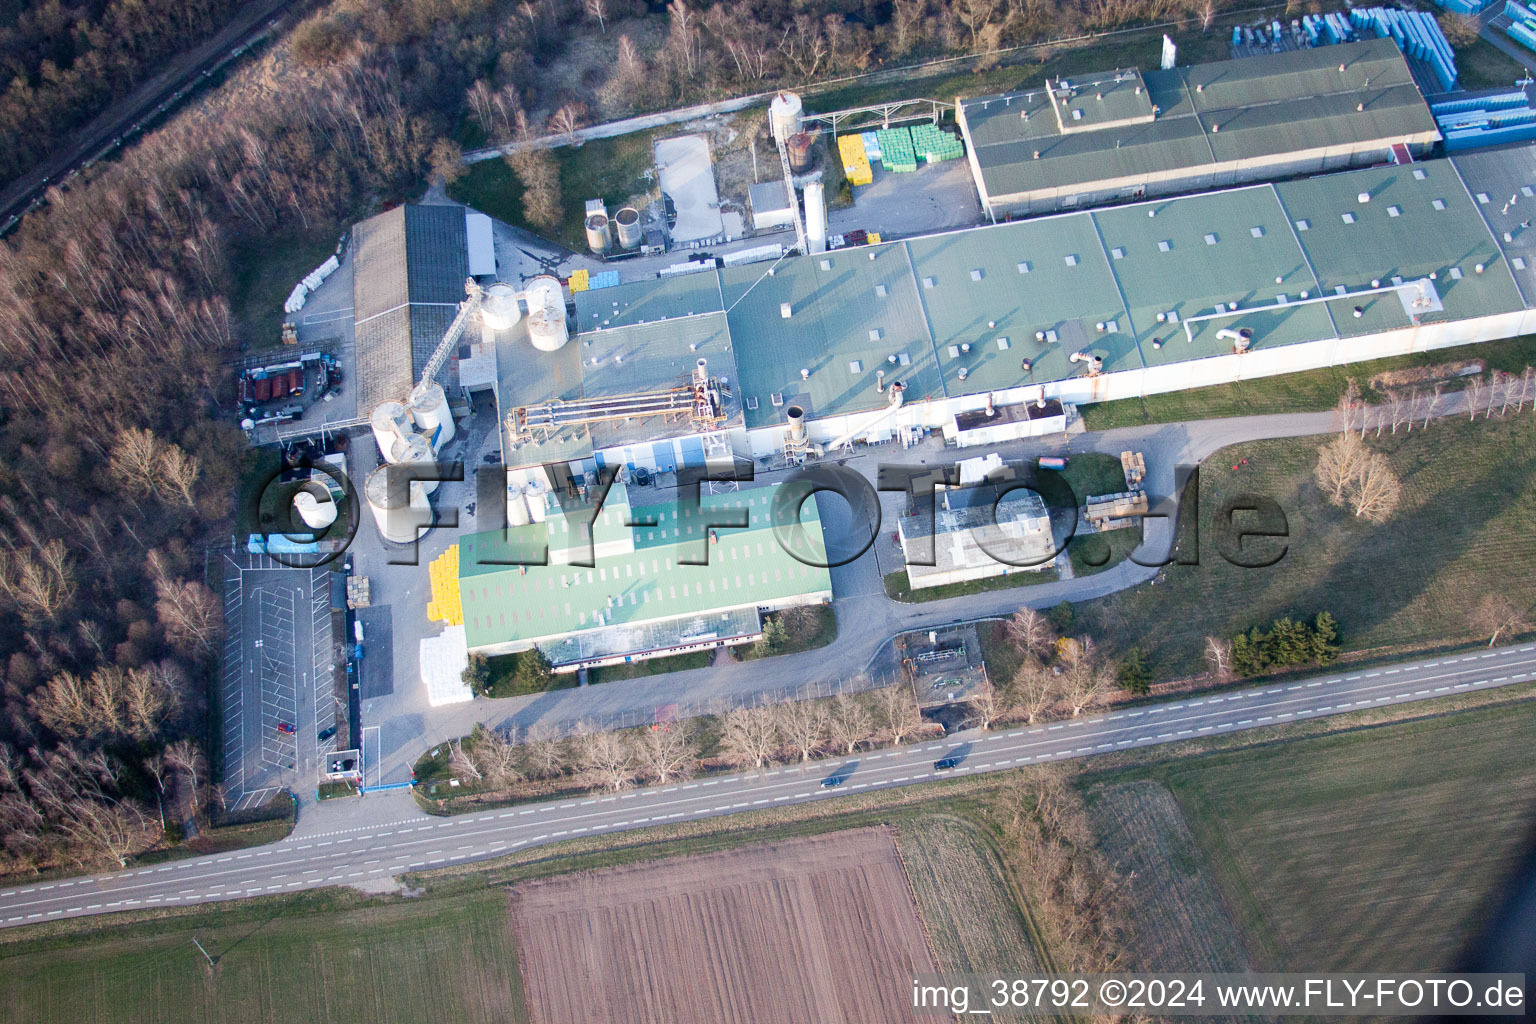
(721, 243, 945, 428)
(458, 483, 832, 650)
(573, 271, 722, 330)
(960, 38, 1438, 203)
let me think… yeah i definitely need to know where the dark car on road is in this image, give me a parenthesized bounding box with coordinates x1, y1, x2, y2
(934, 755, 963, 771)
(820, 774, 843, 788)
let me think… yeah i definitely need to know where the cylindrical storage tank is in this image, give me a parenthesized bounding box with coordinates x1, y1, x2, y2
(614, 207, 642, 249)
(524, 478, 548, 522)
(370, 401, 413, 462)
(804, 182, 827, 254)
(786, 405, 807, 442)
(366, 466, 420, 545)
(506, 482, 530, 527)
(585, 213, 611, 254)
(524, 274, 564, 316)
(527, 307, 570, 352)
(408, 381, 455, 450)
(392, 433, 439, 496)
(787, 132, 815, 174)
(480, 282, 521, 331)
(770, 92, 804, 145)
(293, 488, 338, 530)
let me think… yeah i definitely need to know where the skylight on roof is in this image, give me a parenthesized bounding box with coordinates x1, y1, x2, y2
(819, 258, 832, 270)
(1432, 198, 1446, 210)
(922, 276, 935, 288)
(1387, 206, 1400, 217)
(1514, 257, 1528, 270)
(874, 283, 887, 297)
(996, 337, 1010, 350)
(1296, 219, 1310, 231)
(1523, 186, 1534, 198)
(1413, 168, 1427, 180)
(1204, 233, 1218, 245)
(1477, 193, 1491, 204)
(869, 328, 883, 341)
(1341, 212, 1356, 224)
(1158, 240, 1171, 252)
(1250, 226, 1264, 238)
(1017, 261, 1031, 274)
(848, 360, 863, 373)
(1064, 254, 1079, 266)
(970, 268, 984, 281)
(1449, 266, 1464, 279)
(1111, 247, 1125, 259)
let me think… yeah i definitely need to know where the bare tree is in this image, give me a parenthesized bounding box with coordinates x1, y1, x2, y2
(826, 693, 872, 754)
(0, 541, 76, 622)
(968, 679, 1007, 730)
(448, 739, 483, 783)
(1314, 432, 1367, 507)
(1010, 664, 1060, 724)
(164, 739, 206, 816)
(585, 0, 607, 33)
(1350, 453, 1402, 523)
(108, 427, 163, 496)
(1421, 383, 1443, 429)
(471, 727, 523, 787)
(1470, 594, 1531, 646)
(1199, 0, 1216, 32)
(1336, 378, 1362, 436)
(144, 751, 168, 830)
(1061, 660, 1113, 718)
(520, 722, 568, 779)
(635, 725, 696, 784)
(1204, 636, 1233, 680)
(720, 706, 780, 768)
(59, 799, 149, 867)
(1466, 374, 1487, 421)
(875, 683, 923, 744)
(1006, 607, 1056, 662)
(551, 105, 583, 146)
(574, 725, 635, 791)
(153, 444, 200, 509)
(152, 576, 221, 656)
(774, 700, 827, 762)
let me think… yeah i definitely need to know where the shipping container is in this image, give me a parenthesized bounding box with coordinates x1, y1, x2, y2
(254, 376, 272, 402)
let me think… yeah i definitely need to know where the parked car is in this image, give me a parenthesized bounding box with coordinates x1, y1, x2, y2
(317, 725, 337, 742)
(275, 722, 295, 735)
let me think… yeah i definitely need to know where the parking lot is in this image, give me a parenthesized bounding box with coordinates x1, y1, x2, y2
(220, 553, 339, 811)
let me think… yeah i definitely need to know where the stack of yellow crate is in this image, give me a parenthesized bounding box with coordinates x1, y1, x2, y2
(569, 268, 590, 292)
(836, 134, 873, 187)
(426, 544, 463, 625)
(867, 232, 882, 245)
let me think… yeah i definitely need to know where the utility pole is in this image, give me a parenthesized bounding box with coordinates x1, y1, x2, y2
(192, 936, 217, 969)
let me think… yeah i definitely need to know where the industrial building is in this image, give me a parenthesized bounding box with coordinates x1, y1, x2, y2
(897, 457, 1054, 591)
(463, 145, 1536, 489)
(452, 481, 833, 668)
(351, 203, 496, 411)
(955, 38, 1440, 218)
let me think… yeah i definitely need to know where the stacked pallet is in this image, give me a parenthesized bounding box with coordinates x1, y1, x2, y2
(569, 268, 590, 292)
(346, 575, 371, 609)
(837, 134, 873, 186)
(875, 127, 917, 172)
(425, 546, 462, 625)
(909, 123, 964, 163)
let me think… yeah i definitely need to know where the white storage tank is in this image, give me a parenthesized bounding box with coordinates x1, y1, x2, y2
(371, 401, 413, 463)
(524, 477, 549, 522)
(524, 274, 564, 316)
(770, 92, 804, 145)
(408, 381, 455, 450)
(506, 482, 530, 526)
(585, 213, 611, 254)
(366, 466, 427, 545)
(804, 182, 827, 254)
(293, 487, 338, 530)
(394, 433, 440, 495)
(614, 207, 642, 249)
(480, 282, 522, 331)
(527, 307, 570, 352)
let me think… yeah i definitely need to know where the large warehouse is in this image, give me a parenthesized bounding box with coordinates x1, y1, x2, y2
(479, 145, 1535, 489)
(453, 480, 833, 668)
(955, 38, 1440, 218)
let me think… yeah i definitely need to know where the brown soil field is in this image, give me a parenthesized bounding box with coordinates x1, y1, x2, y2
(509, 826, 937, 1024)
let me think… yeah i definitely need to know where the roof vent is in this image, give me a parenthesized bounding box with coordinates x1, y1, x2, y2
(1357, 192, 1371, 204)
(780, 302, 792, 318)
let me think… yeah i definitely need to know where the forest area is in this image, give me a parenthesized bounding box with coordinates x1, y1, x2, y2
(0, 0, 1249, 875)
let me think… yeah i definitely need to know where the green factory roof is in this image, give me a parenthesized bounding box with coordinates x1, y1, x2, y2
(457, 483, 832, 650)
(573, 271, 723, 330)
(720, 243, 945, 428)
(959, 38, 1438, 203)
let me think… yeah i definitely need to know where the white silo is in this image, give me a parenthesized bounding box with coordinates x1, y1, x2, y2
(527, 307, 570, 352)
(770, 92, 805, 145)
(480, 282, 522, 331)
(366, 466, 426, 545)
(293, 487, 338, 530)
(585, 213, 612, 254)
(614, 207, 643, 249)
(506, 482, 530, 526)
(394, 433, 440, 495)
(408, 380, 455, 450)
(371, 401, 413, 462)
(524, 274, 564, 315)
(524, 477, 549, 522)
(804, 182, 827, 254)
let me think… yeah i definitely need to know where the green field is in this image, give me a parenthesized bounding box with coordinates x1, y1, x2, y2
(1081, 336, 1536, 430)
(1078, 413, 1536, 679)
(1088, 700, 1536, 971)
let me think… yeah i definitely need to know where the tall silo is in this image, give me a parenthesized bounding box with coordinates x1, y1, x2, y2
(527, 307, 570, 352)
(524, 477, 549, 522)
(524, 274, 564, 316)
(371, 401, 413, 462)
(787, 132, 815, 174)
(395, 433, 440, 495)
(506, 481, 530, 527)
(480, 282, 522, 331)
(366, 466, 426, 545)
(614, 207, 642, 249)
(293, 487, 338, 530)
(585, 212, 612, 255)
(804, 182, 827, 254)
(408, 380, 455, 450)
(770, 92, 804, 145)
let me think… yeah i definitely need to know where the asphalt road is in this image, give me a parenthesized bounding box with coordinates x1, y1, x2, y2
(2, 642, 1533, 930)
